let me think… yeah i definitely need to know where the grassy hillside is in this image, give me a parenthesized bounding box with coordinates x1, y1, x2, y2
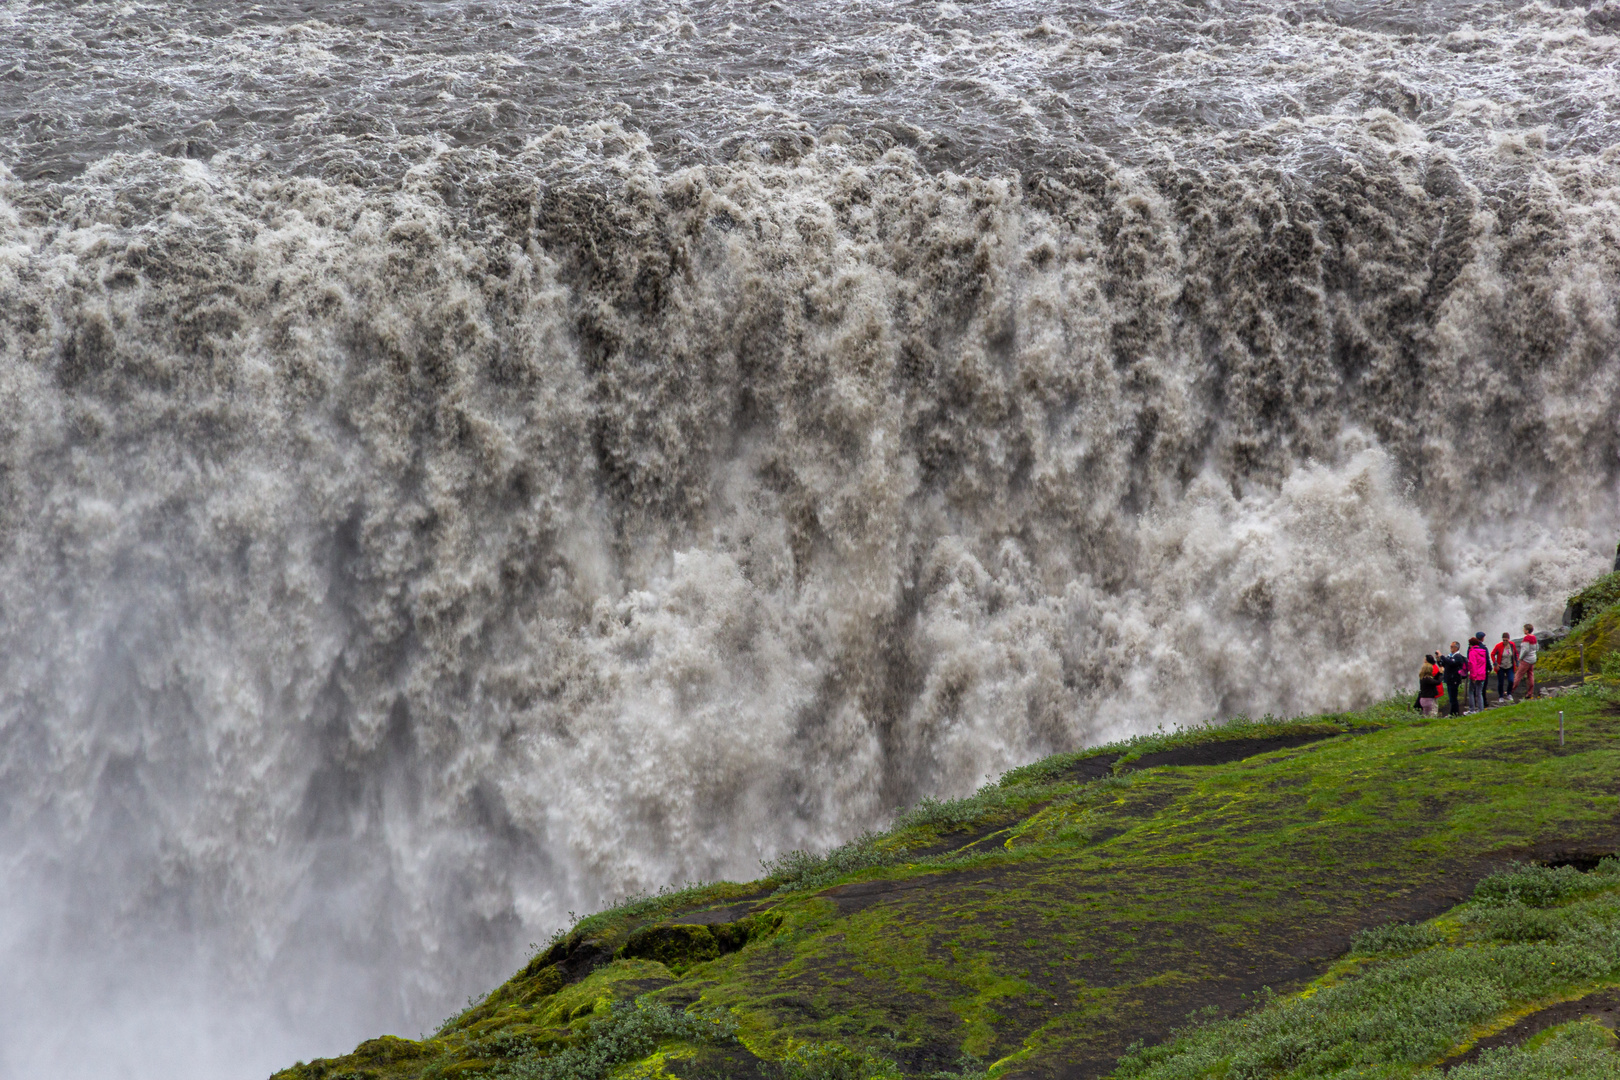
(1117, 857, 1620, 1079)
(275, 682, 1620, 1080)
(1542, 571, 1620, 679)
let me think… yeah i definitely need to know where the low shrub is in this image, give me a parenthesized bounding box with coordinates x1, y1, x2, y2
(925, 1055, 989, 1080)
(1479, 904, 1566, 943)
(1113, 864, 1620, 1080)
(486, 1000, 737, 1080)
(1432, 1019, 1620, 1080)
(1349, 922, 1445, 956)
(1472, 860, 1620, 908)
(892, 786, 1016, 834)
(778, 1043, 902, 1080)
(762, 833, 892, 894)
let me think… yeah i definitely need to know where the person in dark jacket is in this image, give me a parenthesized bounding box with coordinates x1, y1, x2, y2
(1438, 641, 1466, 716)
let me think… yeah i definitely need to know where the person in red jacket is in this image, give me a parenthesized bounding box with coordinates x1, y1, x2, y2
(1491, 632, 1518, 702)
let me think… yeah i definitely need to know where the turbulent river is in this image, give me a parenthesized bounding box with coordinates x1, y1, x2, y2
(2, 1, 1618, 1076)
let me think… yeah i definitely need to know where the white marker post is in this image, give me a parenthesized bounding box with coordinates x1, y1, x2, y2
(1560, 710, 1565, 747)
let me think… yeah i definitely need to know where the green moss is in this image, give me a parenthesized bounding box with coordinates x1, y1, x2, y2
(565, 881, 771, 945)
(1541, 601, 1620, 677)
(1538, 569, 1620, 678)
(280, 686, 1620, 1080)
(1569, 571, 1620, 614)
(616, 913, 783, 975)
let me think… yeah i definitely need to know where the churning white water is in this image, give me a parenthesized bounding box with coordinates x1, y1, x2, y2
(2, 1, 1618, 1077)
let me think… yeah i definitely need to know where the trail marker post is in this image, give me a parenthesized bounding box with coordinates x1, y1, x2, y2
(1559, 710, 1565, 747)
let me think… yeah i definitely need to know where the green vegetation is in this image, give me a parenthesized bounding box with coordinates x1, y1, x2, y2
(483, 1001, 738, 1080)
(277, 641, 1620, 1080)
(1570, 572, 1620, 619)
(1116, 860, 1620, 1079)
(1543, 571, 1620, 678)
(1447, 1021, 1620, 1080)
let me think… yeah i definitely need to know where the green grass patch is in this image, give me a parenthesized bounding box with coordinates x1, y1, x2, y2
(276, 688, 1620, 1080)
(768, 711, 1388, 893)
(1113, 860, 1620, 1080)
(555, 880, 765, 952)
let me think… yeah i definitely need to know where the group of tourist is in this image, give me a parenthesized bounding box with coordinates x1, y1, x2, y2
(1416, 625, 1540, 718)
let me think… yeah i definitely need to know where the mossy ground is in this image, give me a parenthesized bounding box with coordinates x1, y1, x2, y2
(274, 688, 1620, 1080)
(1542, 571, 1620, 679)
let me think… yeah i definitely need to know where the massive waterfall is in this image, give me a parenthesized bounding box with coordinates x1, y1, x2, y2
(1, 1, 1617, 1076)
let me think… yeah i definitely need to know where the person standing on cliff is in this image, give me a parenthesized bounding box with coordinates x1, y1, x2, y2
(1492, 632, 1518, 702)
(1466, 633, 1490, 713)
(1514, 624, 1539, 701)
(1418, 656, 1441, 718)
(1439, 641, 1467, 716)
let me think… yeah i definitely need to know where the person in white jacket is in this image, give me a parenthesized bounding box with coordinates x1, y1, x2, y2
(1513, 624, 1539, 701)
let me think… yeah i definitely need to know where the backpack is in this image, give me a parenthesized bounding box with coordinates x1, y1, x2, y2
(1468, 644, 1489, 680)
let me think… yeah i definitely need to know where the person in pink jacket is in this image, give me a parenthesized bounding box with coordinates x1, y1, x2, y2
(1466, 633, 1491, 713)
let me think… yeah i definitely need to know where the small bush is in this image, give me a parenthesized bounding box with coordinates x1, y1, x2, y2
(762, 833, 893, 894)
(488, 1000, 737, 1080)
(1473, 862, 1619, 908)
(1476, 905, 1565, 943)
(893, 786, 1015, 833)
(1349, 921, 1445, 956)
(1564, 678, 1620, 701)
(924, 1055, 989, 1080)
(778, 1043, 902, 1080)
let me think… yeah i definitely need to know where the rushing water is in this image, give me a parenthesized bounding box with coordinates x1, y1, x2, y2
(2, 1, 1618, 1077)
